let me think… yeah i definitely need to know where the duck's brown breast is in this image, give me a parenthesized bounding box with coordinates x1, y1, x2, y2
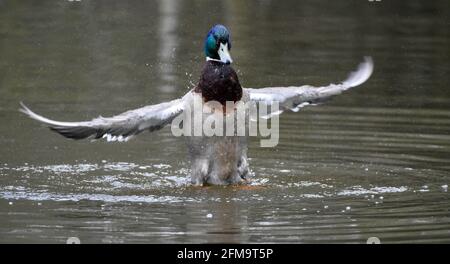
(194, 61, 242, 105)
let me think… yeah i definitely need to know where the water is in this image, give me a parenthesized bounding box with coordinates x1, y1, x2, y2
(1, 0, 449, 243)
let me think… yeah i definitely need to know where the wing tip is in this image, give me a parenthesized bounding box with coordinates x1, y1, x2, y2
(342, 56, 374, 88)
(19, 101, 29, 114)
(18, 101, 40, 119)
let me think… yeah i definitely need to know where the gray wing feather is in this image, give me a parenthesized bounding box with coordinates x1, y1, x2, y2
(19, 98, 185, 142)
(245, 57, 374, 115)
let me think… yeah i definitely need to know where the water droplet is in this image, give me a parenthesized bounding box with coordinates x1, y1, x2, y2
(367, 237, 381, 244)
(66, 237, 81, 244)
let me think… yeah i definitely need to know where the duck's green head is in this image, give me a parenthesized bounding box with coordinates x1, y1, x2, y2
(204, 24, 233, 64)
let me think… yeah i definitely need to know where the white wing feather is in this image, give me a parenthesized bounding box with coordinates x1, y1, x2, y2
(19, 96, 186, 141)
(246, 57, 374, 116)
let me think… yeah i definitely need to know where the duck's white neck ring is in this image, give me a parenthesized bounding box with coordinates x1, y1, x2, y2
(206, 57, 222, 63)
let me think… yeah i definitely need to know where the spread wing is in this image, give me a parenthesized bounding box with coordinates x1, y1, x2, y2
(245, 57, 374, 117)
(19, 97, 185, 142)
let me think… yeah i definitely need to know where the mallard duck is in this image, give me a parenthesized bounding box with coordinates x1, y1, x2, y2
(20, 24, 373, 186)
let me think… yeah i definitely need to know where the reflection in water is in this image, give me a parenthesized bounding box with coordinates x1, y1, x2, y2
(157, 0, 179, 93)
(0, 0, 449, 243)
